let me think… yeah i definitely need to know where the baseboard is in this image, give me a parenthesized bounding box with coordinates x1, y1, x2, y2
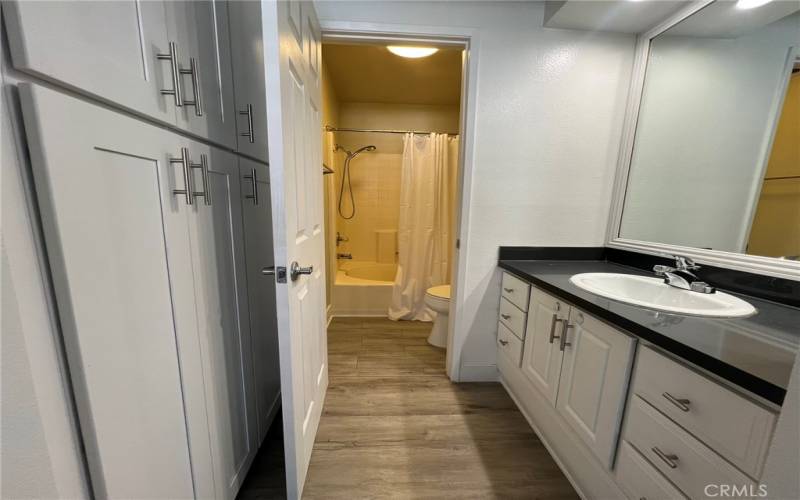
(457, 361, 498, 382)
(330, 311, 389, 317)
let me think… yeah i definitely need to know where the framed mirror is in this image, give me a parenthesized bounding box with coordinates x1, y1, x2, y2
(608, 0, 800, 279)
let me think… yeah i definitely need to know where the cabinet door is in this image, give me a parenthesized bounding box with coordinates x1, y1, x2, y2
(228, 0, 270, 163)
(18, 84, 211, 499)
(556, 308, 635, 469)
(187, 144, 258, 498)
(167, 0, 236, 148)
(239, 158, 281, 443)
(5, 1, 177, 126)
(521, 288, 567, 406)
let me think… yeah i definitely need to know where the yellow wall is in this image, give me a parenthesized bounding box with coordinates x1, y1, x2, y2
(333, 102, 460, 263)
(322, 63, 341, 309)
(748, 73, 800, 258)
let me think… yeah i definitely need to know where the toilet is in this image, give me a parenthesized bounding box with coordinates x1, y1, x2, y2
(424, 285, 451, 348)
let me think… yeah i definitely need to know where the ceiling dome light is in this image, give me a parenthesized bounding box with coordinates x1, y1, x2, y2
(736, 0, 774, 9)
(387, 46, 439, 58)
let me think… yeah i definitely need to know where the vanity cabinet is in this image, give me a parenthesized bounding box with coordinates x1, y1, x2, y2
(617, 346, 777, 499)
(517, 282, 635, 468)
(20, 83, 260, 499)
(228, 0, 270, 163)
(4, 0, 236, 148)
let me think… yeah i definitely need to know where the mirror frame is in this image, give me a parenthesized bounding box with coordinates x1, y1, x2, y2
(607, 0, 800, 281)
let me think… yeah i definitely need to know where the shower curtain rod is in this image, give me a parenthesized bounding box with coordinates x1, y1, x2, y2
(324, 125, 458, 136)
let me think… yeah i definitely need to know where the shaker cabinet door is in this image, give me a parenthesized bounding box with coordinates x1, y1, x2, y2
(228, 0, 270, 163)
(167, 0, 237, 148)
(555, 308, 635, 469)
(5, 0, 177, 125)
(186, 143, 258, 498)
(521, 288, 567, 406)
(239, 158, 281, 443)
(18, 83, 208, 499)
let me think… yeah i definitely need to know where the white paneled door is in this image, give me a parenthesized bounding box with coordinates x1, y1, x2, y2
(262, 1, 327, 498)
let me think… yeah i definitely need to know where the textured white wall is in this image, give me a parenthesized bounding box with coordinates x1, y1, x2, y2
(315, 0, 635, 379)
(620, 14, 799, 253)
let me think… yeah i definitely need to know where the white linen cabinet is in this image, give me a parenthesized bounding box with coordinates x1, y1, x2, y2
(228, 0, 270, 163)
(239, 158, 281, 443)
(19, 83, 256, 500)
(5, 0, 235, 148)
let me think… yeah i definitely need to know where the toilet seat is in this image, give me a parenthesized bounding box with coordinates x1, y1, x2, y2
(426, 285, 450, 300)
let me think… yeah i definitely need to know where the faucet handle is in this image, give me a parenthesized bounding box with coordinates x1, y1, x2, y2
(653, 264, 672, 276)
(674, 255, 699, 270)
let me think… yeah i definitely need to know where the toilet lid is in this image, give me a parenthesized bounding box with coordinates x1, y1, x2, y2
(427, 285, 450, 299)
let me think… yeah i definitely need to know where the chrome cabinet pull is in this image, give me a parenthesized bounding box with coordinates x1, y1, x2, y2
(157, 42, 183, 107)
(244, 168, 259, 205)
(180, 57, 203, 116)
(240, 104, 255, 143)
(651, 447, 678, 469)
(171, 147, 194, 205)
(548, 314, 563, 343)
(498, 339, 509, 346)
(290, 261, 313, 281)
(662, 392, 691, 412)
(500, 313, 511, 320)
(190, 154, 211, 206)
(503, 287, 514, 293)
(559, 322, 573, 351)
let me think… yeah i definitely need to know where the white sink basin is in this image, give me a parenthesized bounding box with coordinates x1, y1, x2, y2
(569, 273, 756, 318)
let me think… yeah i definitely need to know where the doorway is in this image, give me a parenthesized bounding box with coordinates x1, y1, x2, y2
(319, 31, 473, 376)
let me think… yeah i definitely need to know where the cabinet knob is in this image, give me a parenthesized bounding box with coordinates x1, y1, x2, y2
(498, 339, 509, 346)
(500, 313, 511, 320)
(503, 287, 514, 293)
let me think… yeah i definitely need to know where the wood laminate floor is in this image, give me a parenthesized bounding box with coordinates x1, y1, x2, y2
(238, 317, 578, 499)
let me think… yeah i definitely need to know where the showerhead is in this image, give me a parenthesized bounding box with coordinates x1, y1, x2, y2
(352, 145, 377, 157)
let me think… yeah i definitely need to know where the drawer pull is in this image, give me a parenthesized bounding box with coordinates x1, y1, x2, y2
(499, 339, 509, 346)
(548, 314, 563, 343)
(500, 313, 511, 320)
(651, 447, 679, 469)
(503, 287, 514, 293)
(662, 392, 691, 412)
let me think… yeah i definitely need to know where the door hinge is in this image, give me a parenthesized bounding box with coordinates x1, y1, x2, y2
(276, 266, 287, 283)
(456, 238, 460, 249)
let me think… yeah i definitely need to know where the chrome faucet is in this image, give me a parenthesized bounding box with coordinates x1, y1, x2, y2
(653, 255, 716, 294)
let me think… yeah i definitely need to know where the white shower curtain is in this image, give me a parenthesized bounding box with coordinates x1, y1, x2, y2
(389, 133, 459, 321)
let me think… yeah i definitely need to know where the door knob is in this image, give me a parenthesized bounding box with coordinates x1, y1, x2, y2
(290, 261, 313, 281)
(261, 266, 275, 276)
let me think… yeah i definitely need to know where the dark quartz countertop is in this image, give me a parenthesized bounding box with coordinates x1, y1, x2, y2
(498, 259, 800, 406)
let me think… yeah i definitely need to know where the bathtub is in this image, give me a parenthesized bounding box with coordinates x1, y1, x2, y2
(332, 260, 398, 316)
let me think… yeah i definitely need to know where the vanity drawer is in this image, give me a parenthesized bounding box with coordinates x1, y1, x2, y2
(499, 297, 526, 339)
(501, 272, 530, 312)
(633, 347, 776, 479)
(497, 322, 523, 366)
(624, 395, 754, 499)
(616, 440, 687, 500)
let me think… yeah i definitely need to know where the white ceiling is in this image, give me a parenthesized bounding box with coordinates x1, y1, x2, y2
(664, 1, 800, 38)
(322, 43, 463, 105)
(543, 0, 690, 33)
